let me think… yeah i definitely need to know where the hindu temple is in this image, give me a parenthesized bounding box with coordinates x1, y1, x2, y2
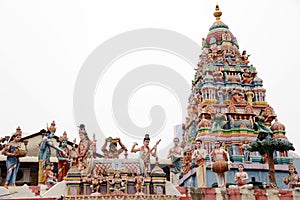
(0, 3, 300, 200)
(179, 3, 295, 190)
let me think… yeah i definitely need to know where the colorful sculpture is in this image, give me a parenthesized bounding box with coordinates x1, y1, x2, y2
(167, 137, 183, 186)
(57, 131, 71, 182)
(2, 127, 28, 188)
(209, 141, 230, 188)
(38, 121, 65, 184)
(108, 171, 127, 194)
(131, 134, 160, 177)
(101, 137, 127, 159)
(180, 4, 295, 189)
(73, 124, 91, 173)
(89, 166, 106, 193)
(191, 139, 207, 187)
(282, 161, 300, 189)
(44, 163, 57, 186)
(134, 170, 144, 195)
(229, 164, 253, 189)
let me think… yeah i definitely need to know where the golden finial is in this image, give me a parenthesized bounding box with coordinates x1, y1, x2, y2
(213, 3, 222, 20)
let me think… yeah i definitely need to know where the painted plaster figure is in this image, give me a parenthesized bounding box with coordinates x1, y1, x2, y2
(167, 137, 183, 186)
(2, 127, 28, 188)
(191, 139, 207, 187)
(209, 141, 230, 188)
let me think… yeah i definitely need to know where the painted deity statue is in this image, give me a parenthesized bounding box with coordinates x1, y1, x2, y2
(39, 121, 66, 167)
(131, 134, 160, 177)
(209, 141, 231, 188)
(108, 171, 127, 194)
(2, 127, 28, 188)
(56, 131, 71, 182)
(191, 139, 207, 187)
(241, 50, 250, 64)
(241, 140, 251, 162)
(167, 137, 183, 186)
(44, 163, 57, 186)
(73, 124, 92, 172)
(38, 121, 65, 184)
(229, 164, 253, 189)
(283, 161, 300, 189)
(134, 170, 145, 195)
(101, 137, 127, 159)
(89, 166, 106, 194)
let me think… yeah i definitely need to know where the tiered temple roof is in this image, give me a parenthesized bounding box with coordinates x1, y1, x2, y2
(182, 4, 291, 163)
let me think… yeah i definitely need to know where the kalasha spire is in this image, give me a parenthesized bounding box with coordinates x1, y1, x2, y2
(213, 3, 222, 21)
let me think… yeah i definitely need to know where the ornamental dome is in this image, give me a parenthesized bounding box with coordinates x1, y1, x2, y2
(271, 119, 286, 131)
(203, 4, 239, 52)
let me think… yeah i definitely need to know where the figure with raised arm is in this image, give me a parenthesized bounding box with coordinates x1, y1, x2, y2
(2, 127, 28, 188)
(101, 137, 127, 159)
(209, 141, 231, 188)
(191, 139, 207, 187)
(38, 121, 66, 184)
(283, 161, 300, 189)
(131, 134, 160, 177)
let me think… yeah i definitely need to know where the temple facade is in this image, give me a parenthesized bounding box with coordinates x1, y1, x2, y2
(179, 4, 293, 189)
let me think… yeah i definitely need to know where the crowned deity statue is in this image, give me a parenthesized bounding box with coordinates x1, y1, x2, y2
(56, 131, 71, 182)
(2, 127, 28, 188)
(38, 121, 66, 184)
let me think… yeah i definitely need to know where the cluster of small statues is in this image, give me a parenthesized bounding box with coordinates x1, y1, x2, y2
(0, 121, 296, 191)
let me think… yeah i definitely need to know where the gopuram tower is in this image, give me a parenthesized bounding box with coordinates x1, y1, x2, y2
(179, 4, 294, 189)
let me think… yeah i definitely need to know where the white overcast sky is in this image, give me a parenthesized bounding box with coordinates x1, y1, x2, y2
(0, 1, 299, 156)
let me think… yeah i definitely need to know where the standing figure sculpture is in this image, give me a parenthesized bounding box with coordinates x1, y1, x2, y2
(73, 124, 91, 173)
(131, 134, 160, 177)
(283, 161, 300, 189)
(38, 121, 65, 184)
(241, 140, 251, 162)
(57, 131, 71, 182)
(209, 141, 230, 188)
(134, 170, 145, 195)
(2, 127, 28, 188)
(191, 139, 207, 187)
(101, 137, 127, 159)
(167, 137, 184, 186)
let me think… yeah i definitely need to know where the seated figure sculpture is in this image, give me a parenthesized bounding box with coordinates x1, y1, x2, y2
(229, 164, 253, 189)
(108, 171, 127, 195)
